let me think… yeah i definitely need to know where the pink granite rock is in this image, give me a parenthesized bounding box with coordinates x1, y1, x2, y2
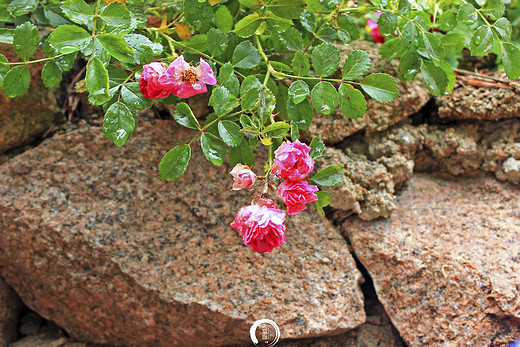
(343, 174, 520, 346)
(0, 277, 21, 347)
(0, 121, 365, 346)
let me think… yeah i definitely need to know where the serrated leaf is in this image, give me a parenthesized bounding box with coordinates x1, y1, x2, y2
(258, 87, 276, 122)
(8, 0, 37, 16)
(264, 121, 290, 138)
(315, 191, 330, 216)
(422, 32, 445, 65)
(359, 73, 399, 103)
(217, 62, 239, 97)
(96, 33, 134, 63)
(215, 6, 233, 32)
(184, 0, 214, 29)
(241, 84, 261, 110)
(232, 41, 261, 69)
(338, 84, 367, 119)
(470, 25, 494, 56)
(336, 15, 360, 42)
(311, 81, 338, 115)
(309, 136, 325, 160)
(209, 86, 239, 116)
(457, 4, 478, 25)
(378, 12, 397, 35)
(398, 0, 410, 16)
(159, 144, 191, 181)
(0, 28, 12, 45)
(201, 132, 227, 165)
(0, 6, 12, 22)
(397, 51, 420, 82)
(176, 23, 192, 40)
(311, 42, 340, 77)
(234, 13, 261, 38)
(299, 10, 316, 32)
(121, 82, 154, 110)
(172, 102, 200, 129)
(311, 165, 343, 186)
(494, 18, 512, 41)
(342, 50, 371, 80)
(266, 0, 305, 19)
(502, 42, 520, 81)
(439, 61, 456, 93)
(379, 37, 404, 60)
(240, 75, 261, 95)
(238, 0, 262, 9)
(292, 52, 309, 76)
(86, 57, 109, 105)
(264, 11, 293, 32)
(124, 34, 161, 65)
(102, 101, 138, 147)
(440, 33, 465, 55)
(437, 9, 457, 32)
(281, 27, 303, 51)
(42, 61, 62, 88)
(218, 120, 242, 147)
(13, 22, 38, 61)
(48, 25, 91, 54)
(481, 0, 505, 21)
(288, 80, 309, 104)
(287, 98, 313, 130)
(420, 60, 448, 96)
(207, 28, 228, 57)
(62, 0, 93, 25)
(0, 54, 9, 75)
(402, 21, 419, 47)
(229, 138, 255, 167)
(0, 65, 30, 98)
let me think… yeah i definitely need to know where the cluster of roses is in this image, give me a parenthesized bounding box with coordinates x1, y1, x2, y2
(229, 140, 319, 254)
(139, 56, 216, 99)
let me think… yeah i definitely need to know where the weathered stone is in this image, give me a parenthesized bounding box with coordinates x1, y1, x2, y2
(0, 44, 57, 154)
(0, 121, 365, 347)
(0, 277, 21, 347)
(303, 41, 431, 144)
(343, 174, 520, 346)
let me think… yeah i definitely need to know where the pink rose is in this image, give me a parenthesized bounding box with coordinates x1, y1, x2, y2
(159, 56, 217, 99)
(138, 62, 172, 99)
(230, 198, 287, 254)
(230, 163, 256, 190)
(277, 180, 319, 215)
(272, 140, 314, 181)
(367, 19, 385, 44)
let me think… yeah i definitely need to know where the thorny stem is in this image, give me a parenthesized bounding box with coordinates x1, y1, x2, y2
(187, 110, 243, 147)
(0, 54, 66, 66)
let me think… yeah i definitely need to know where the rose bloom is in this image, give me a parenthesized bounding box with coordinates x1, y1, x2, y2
(230, 198, 286, 254)
(159, 56, 217, 98)
(277, 180, 319, 215)
(229, 163, 256, 190)
(271, 140, 314, 181)
(138, 62, 172, 99)
(367, 19, 385, 43)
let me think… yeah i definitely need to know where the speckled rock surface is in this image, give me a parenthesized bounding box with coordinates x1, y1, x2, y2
(0, 44, 57, 154)
(0, 277, 21, 347)
(342, 174, 520, 346)
(0, 121, 365, 347)
(436, 76, 520, 120)
(303, 41, 431, 144)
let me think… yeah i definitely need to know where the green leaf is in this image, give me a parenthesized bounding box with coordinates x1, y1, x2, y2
(338, 84, 367, 119)
(124, 34, 162, 65)
(359, 73, 399, 103)
(311, 165, 343, 186)
(287, 98, 313, 130)
(379, 37, 404, 60)
(96, 34, 134, 63)
(502, 42, 520, 81)
(0, 54, 9, 75)
(102, 101, 138, 147)
(311, 81, 338, 115)
(437, 9, 457, 32)
(41, 61, 62, 88)
(258, 87, 276, 122)
(217, 63, 239, 97)
(62, 0, 93, 25)
(0, 5, 13, 22)
(218, 120, 243, 147)
(264, 11, 294, 32)
(172, 102, 200, 129)
(309, 137, 325, 160)
(201, 132, 227, 165)
(292, 52, 310, 76)
(439, 61, 456, 93)
(422, 32, 444, 65)
(378, 12, 397, 35)
(481, 0, 505, 21)
(470, 25, 494, 57)
(86, 57, 109, 105)
(336, 15, 360, 42)
(281, 27, 303, 51)
(457, 4, 478, 25)
(48, 25, 91, 54)
(0, 65, 30, 98)
(440, 33, 465, 55)
(397, 51, 420, 82)
(232, 41, 261, 69)
(229, 138, 255, 167)
(342, 49, 371, 80)
(266, 0, 305, 19)
(121, 82, 153, 110)
(209, 86, 239, 116)
(238, 0, 262, 9)
(299, 10, 316, 32)
(241, 84, 261, 110)
(494, 18, 512, 41)
(311, 42, 340, 77)
(420, 60, 448, 96)
(207, 28, 228, 57)
(402, 21, 419, 47)
(234, 13, 261, 38)
(184, 0, 213, 29)
(13, 22, 39, 61)
(0, 28, 13, 45)
(264, 121, 290, 138)
(8, 0, 37, 16)
(215, 6, 233, 32)
(398, 0, 410, 16)
(288, 80, 309, 104)
(240, 75, 261, 95)
(100, 2, 131, 28)
(159, 144, 191, 181)
(315, 191, 330, 216)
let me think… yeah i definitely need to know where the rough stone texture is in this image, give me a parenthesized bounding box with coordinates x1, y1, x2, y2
(303, 40, 431, 144)
(0, 44, 58, 154)
(436, 74, 520, 120)
(343, 174, 520, 346)
(0, 121, 365, 347)
(0, 277, 21, 347)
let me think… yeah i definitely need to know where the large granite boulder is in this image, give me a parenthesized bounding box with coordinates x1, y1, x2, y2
(343, 174, 520, 346)
(0, 121, 365, 346)
(0, 44, 57, 155)
(0, 277, 21, 347)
